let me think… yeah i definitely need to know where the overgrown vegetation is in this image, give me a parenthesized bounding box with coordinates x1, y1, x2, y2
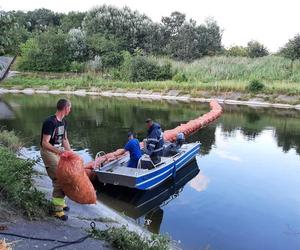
(90, 226, 170, 250)
(0, 129, 50, 219)
(169, 55, 300, 83)
(3, 70, 300, 96)
(1, 6, 300, 92)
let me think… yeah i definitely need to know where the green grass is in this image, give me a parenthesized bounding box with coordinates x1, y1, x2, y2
(90, 225, 170, 250)
(157, 55, 300, 83)
(77, 216, 118, 223)
(0, 130, 50, 219)
(3, 55, 300, 96)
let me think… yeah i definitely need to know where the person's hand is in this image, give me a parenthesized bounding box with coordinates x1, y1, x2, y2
(57, 148, 65, 155)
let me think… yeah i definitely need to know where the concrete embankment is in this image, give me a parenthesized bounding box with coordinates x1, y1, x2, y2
(0, 87, 299, 110)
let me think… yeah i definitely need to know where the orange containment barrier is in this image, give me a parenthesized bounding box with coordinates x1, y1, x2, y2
(84, 100, 223, 178)
(163, 100, 223, 141)
(57, 151, 97, 204)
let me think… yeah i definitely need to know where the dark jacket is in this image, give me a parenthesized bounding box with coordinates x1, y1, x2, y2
(146, 122, 164, 162)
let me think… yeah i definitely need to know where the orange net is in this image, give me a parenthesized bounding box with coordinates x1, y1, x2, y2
(57, 151, 97, 204)
(0, 240, 12, 250)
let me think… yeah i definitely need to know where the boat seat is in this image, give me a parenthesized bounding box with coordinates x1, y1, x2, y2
(140, 158, 155, 170)
(139, 155, 165, 170)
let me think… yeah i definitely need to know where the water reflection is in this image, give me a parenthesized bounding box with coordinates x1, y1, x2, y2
(1, 94, 300, 249)
(189, 172, 210, 192)
(96, 159, 200, 234)
(0, 94, 299, 157)
(0, 99, 15, 119)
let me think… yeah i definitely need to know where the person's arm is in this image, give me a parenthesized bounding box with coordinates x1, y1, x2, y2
(42, 134, 64, 155)
(146, 131, 157, 155)
(62, 131, 71, 151)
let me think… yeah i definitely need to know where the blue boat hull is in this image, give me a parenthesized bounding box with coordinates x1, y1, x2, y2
(135, 143, 200, 190)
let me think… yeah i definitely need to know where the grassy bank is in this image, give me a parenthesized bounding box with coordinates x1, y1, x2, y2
(167, 56, 300, 83)
(90, 226, 170, 250)
(2, 71, 300, 97)
(0, 130, 50, 219)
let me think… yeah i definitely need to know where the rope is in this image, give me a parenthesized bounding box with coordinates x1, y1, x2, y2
(0, 221, 97, 250)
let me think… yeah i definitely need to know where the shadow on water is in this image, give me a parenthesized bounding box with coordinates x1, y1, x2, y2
(95, 159, 200, 234)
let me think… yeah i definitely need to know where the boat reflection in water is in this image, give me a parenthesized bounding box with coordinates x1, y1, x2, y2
(95, 159, 200, 233)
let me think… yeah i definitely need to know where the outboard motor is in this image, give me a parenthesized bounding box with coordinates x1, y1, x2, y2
(176, 132, 185, 147)
(163, 132, 185, 157)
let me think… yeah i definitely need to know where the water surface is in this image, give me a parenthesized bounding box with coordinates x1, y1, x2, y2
(0, 94, 300, 250)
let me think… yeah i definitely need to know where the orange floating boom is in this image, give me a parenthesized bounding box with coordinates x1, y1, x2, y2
(84, 100, 223, 178)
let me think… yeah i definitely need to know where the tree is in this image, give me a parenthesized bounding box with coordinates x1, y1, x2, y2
(18, 29, 70, 71)
(247, 40, 269, 58)
(162, 11, 186, 37)
(60, 11, 86, 32)
(279, 34, 300, 61)
(87, 33, 124, 68)
(167, 20, 200, 61)
(66, 28, 88, 62)
(83, 5, 153, 52)
(0, 11, 14, 55)
(26, 8, 62, 32)
(161, 15, 223, 61)
(199, 18, 223, 56)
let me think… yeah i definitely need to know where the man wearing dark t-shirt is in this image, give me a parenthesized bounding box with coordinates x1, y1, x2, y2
(40, 99, 71, 221)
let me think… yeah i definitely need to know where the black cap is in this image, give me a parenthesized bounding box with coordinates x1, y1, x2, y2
(127, 131, 133, 137)
(145, 118, 152, 123)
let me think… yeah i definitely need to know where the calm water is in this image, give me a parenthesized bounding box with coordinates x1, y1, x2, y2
(1, 94, 300, 250)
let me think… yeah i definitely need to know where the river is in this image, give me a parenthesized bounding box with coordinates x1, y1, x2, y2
(0, 93, 300, 250)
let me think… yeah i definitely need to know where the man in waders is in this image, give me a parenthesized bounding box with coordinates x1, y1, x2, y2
(40, 99, 72, 221)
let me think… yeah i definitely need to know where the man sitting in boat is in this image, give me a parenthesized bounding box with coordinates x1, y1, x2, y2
(144, 118, 164, 164)
(124, 132, 142, 168)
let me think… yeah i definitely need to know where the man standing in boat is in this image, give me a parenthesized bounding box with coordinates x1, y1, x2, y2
(124, 132, 142, 168)
(40, 99, 72, 221)
(145, 118, 164, 164)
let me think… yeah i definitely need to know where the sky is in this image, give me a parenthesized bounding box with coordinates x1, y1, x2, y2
(1, 0, 299, 52)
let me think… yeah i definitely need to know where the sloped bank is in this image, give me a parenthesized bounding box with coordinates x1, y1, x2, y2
(0, 131, 171, 250)
(0, 87, 299, 110)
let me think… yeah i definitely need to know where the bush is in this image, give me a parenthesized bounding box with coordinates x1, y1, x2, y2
(117, 54, 173, 82)
(172, 72, 188, 82)
(130, 56, 160, 82)
(0, 130, 50, 219)
(0, 129, 23, 152)
(226, 46, 248, 57)
(69, 61, 85, 73)
(156, 63, 173, 80)
(86, 55, 102, 72)
(247, 79, 265, 92)
(17, 30, 71, 71)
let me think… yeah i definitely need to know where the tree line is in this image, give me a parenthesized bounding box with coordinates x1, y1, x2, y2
(0, 6, 300, 80)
